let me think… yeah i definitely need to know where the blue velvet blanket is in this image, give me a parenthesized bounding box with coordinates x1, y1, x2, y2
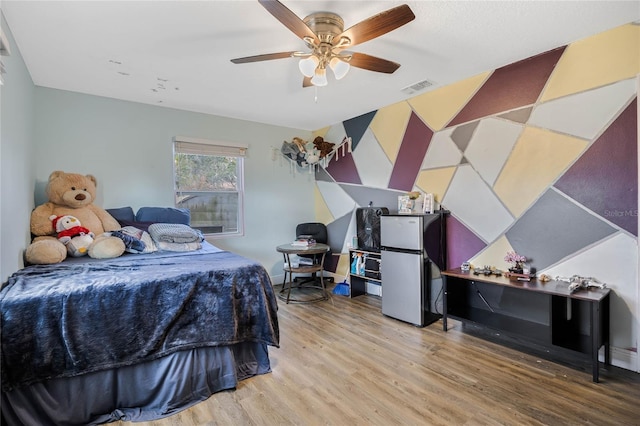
(0, 243, 279, 391)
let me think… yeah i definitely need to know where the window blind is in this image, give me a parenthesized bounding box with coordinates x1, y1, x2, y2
(174, 137, 247, 157)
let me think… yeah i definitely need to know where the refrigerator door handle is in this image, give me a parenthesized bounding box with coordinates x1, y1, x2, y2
(381, 246, 422, 255)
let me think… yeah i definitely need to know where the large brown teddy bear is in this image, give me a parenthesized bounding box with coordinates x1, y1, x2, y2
(25, 171, 126, 265)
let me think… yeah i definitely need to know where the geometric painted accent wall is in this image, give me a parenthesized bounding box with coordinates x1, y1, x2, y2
(314, 23, 640, 356)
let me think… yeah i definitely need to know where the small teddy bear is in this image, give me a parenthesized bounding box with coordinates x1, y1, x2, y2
(312, 136, 335, 158)
(50, 214, 95, 257)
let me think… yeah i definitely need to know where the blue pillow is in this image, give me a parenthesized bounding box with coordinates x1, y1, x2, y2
(135, 207, 190, 225)
(106, 206, 135, 222)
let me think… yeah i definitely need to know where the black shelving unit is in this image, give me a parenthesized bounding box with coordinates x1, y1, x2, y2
(348, 248, 381, 298)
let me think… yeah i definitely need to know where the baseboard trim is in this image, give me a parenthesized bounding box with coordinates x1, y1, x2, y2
(365, 281, 382, 297)
(602, 346, 638, 372)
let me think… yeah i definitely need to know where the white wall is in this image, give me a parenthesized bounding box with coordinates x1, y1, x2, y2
(0, 11, 35, 283)
(31, 88, 316, 278)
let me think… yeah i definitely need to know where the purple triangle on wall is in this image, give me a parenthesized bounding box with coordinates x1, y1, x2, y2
(554, 98, 637, 236)
(448, 47, 566, 127)
(446, 215, 487, 270)
(325, 151, 362, 185)
(388, 112, 433, 191)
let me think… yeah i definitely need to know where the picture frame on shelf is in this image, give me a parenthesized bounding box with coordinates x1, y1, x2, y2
(423, 193, 434, 214)
(398, 195, 413, 214)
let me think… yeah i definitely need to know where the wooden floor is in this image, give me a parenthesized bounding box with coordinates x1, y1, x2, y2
(119, 289, 640, 425)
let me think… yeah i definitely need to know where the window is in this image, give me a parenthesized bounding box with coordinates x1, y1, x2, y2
(173, 137, 247, 236)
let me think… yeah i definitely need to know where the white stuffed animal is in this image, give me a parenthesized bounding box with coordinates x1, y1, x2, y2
(50, 214, 95, 257)
(305, 148, 321, 165)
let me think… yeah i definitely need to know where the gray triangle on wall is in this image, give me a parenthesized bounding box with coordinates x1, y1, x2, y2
(451, 121, 479, 153)
(499, 107, 533, 124)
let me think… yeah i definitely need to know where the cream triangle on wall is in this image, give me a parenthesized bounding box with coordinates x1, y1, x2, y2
(408, 71, 491, 131)
(415, 167, 456, 208)
(370, 101, 412, 164)
(539, 23, 640, 103)
(467, 236, 513, 271)
(493, 126, 588, 218)
(314, 184, 334, 225)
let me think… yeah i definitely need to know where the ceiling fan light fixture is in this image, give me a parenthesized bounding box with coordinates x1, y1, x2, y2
(329, 57, 350, 80)
(231, 2, 416, 89)
(298, 55, 319, 78)
(311, 67, 328, 86)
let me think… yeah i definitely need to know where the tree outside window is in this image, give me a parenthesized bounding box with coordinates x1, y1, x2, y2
(173, 138, 246, 236)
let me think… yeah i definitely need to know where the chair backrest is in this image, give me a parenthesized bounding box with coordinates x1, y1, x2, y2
(296, 222, 328, 244)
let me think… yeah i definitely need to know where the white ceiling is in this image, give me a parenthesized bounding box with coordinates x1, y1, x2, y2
(3, 1, 639, 131)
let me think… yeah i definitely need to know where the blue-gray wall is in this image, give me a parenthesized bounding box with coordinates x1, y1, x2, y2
(30, 88, 315, 277)
(1, 10, 316, 281)
(1, 11, 35, 283)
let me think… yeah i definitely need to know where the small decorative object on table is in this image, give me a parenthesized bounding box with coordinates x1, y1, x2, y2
(504, 251, 527, 274)
(473, 265, 502, 277)
(504, 251, 535, 280)
(555, 275, 608, 293)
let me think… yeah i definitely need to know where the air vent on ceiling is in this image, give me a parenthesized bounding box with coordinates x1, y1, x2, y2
(401, 79, 435, 95)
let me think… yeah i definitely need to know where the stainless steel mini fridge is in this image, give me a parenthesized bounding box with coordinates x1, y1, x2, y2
(380, 213, 444, 327)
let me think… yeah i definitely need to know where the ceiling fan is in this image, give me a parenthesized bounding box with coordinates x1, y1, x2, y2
(230, 0, 415, 87)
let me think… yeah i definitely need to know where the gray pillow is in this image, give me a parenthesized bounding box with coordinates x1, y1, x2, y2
(148, 223, 203, 244)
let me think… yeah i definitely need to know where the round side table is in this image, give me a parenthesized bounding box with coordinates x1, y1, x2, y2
(276, 243, 330, 304)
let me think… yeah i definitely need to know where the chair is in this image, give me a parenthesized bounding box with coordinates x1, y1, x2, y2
(294, 222, 334, 286)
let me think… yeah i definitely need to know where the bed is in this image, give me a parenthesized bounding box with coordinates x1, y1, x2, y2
(0, 207, 279, 425)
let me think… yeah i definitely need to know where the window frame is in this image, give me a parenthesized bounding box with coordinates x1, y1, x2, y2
(172, 136, 247, 238)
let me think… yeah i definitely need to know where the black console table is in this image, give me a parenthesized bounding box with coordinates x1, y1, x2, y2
(442, 268, 610, 382)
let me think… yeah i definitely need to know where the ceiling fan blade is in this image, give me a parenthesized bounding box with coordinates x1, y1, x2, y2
(258, 0, 320, 44)
(231, 51, 296, 64)
(302, 76, 313, 88)
(348, 52, 401, 74)
(335, 4, 415, 47)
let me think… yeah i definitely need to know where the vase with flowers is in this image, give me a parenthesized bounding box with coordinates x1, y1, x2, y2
(504, 251, 527, 274)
